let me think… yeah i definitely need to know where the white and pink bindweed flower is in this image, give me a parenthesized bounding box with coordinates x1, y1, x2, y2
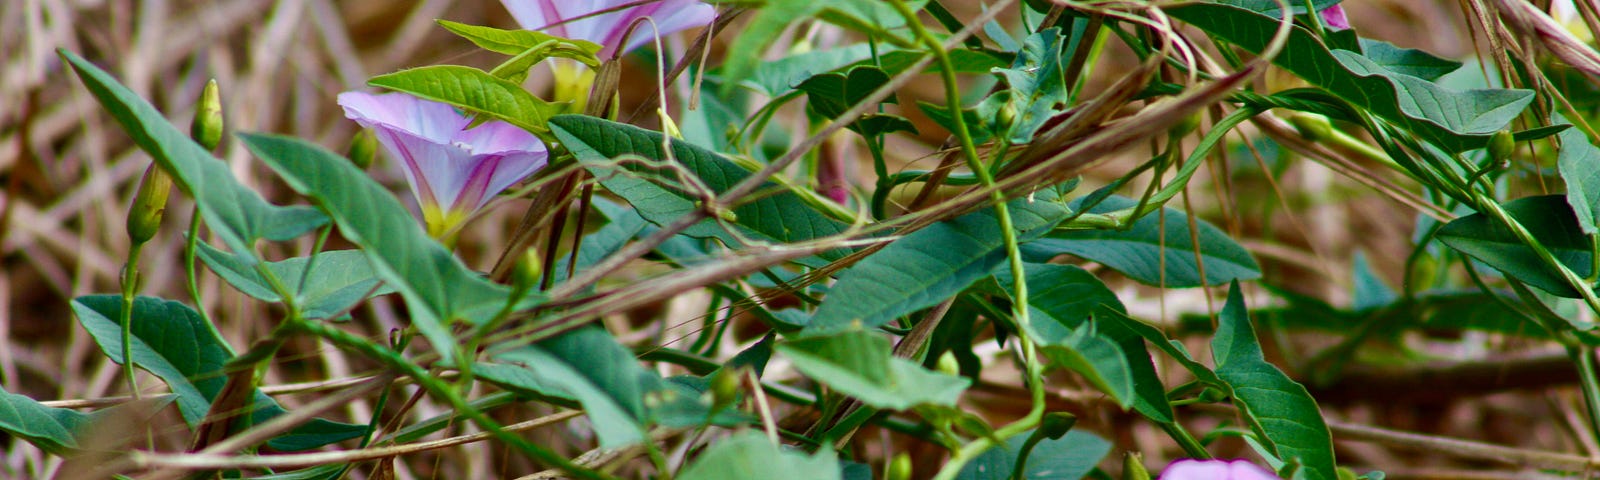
(337, 91, 548, 240)
(500, 0, 717, 59)
(1160, 459, 1279, 480)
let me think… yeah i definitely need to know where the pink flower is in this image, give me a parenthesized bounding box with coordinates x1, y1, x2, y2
(1160, 459, 1279, 480)
(501, 0, 716, 58)
(337, 91, 548, 238)
(1319, 5, 1350, 30)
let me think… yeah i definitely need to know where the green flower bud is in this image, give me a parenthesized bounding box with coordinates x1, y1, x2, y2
(1289, 113, 1333, 143)
(126, 165, 173, 245)
(1169, 112, 1203, 138)
(1037, 412, 1077, 440)
(995, 98, 1019, 134)
(1488, 129, 1515, 163)
(936, 351, 961, 376)
(512, 248, 543, 291)
(885, 453, 912, 480)
(1123, 453, 1151, 480)
(346, 130, 378, 170)
(192, 79, 223, 151)
(710, 366, 744, 410)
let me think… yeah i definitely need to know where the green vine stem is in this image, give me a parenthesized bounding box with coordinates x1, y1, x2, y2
(293, 319, 612, 480)
(117, 243, 143, 401)
(887, 2, 1048, 478)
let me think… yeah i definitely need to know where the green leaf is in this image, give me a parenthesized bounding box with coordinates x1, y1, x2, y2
(247, 464, 348, 480)
(721, 0, 930, 95)
(1437, 195, 1594, 298)
(918, 100, 994, 144)
(1167, 4, 1533, 152)
(743, 45, 876, 97)
(549, 115, 853, 259)
(875, 48, 1008, 77)
(1027, 195, 1261, 287)
(740, 44, 1004, 97)
(195, 243, 391, 320)
(0, 389, 174, 455)
(0, 389, 91, 454)
(240, 133, 514, 364)
(71, 295, 365, 451)
(721, 0, 827, 95)
(368, 65, 563, 137)
(777, 331, 970, 410)
(797, 66, 916, 137)
(1357, 38, 1461, 82)
(1351, 251, 1397, 312)
(436, 19, 601, 58)
(1004, 264, 1173, 422)
(1214, 282, 1338, 480)
(1514, 123, 1572, 142)
(813, 0, 926, 41)
(1035, 320, 1135, 408)
(805, 186, 1072, 333)
(980, 27, 1068, 144)
(677, 431, 842, 480)
(477, 325, 714, 447)
(1558, 119, 1600, 235)
(1214, 0, 1343, 16)
(1099, 308, 1222, 386)
(954, 430, 1111, 480)
(553, 199, 650, 284)
(59, 50, 327, 264)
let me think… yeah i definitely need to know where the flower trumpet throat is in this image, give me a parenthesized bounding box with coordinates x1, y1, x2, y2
(550, 60, 598, 113)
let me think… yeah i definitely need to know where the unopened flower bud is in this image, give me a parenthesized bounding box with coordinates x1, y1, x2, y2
(192, 79, 223, 151)
(1123, 452, 1151, 480)
(126, 165, 173, 245)
(936, 351, 960, 376)
(1169, 112, 1202, 138)
(885, 453, 912, 480)
(1488, 129, 1515, 163)
(346, 130, 378, 170)
(709, 366, 744, 410)
(995, 99, 1019, 134)
(1038, 412, 1077, 440)
(1289, 113, 1333, 143)
(512, 248, 543, 291)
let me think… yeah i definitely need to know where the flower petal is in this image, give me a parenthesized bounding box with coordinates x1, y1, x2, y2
(1160, 459, 1277, 479)
(454, 119, 547, 156)
(454, 150, 548, 213)
(603, 0, 716, 57)
(337, 91, 470, 145)
(1226, 460, 1279, 480)
(1160, 459, 1234, 480)
(366, 126, 478, 213)
(500, 0, 714, 58)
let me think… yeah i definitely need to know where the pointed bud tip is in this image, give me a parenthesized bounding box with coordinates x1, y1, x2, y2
(1123, 453, 1151, 480)
(126, 165, 173, 245)
(192, 79, 224, 151)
